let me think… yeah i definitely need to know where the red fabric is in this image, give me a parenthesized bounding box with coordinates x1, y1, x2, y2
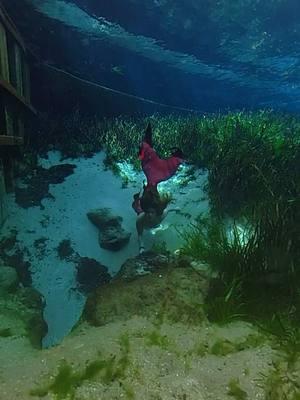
(139, 142, 183, 188)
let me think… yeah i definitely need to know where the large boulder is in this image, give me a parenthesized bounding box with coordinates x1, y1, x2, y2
(87, 208, 131, 251)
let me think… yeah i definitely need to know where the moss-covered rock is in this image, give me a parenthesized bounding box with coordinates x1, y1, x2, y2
(0, 286, 47, 349)
(84, 257, 209, 327)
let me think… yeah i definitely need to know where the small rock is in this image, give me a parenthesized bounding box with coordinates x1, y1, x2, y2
(99, 227, 131, 251)
(87, 208, 122, 230)
(87, 208, 131, 251)
(116, 251, 172, 281)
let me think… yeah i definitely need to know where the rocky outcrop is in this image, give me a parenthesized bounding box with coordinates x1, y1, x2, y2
(0, 264, 47, 348)
(84, 252, 210, 327)
(87, 208, 131, 251)
(115, 250, 173, 281)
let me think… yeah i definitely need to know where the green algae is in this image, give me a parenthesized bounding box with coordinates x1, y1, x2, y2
(0, 328, 12, 337)
(210, 334, 266, 357)
(227, 378, 248, 400)
(30, 333, 132, 399)
(145, 330, 172, 350)
(210, 339, 237, 356)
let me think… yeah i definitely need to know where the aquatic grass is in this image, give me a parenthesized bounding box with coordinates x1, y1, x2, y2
(261, 360, 300, 400)
(29, 109, 300, 166)
(179, 216, 257, 323)
(179, 216, 262, 280)
(257, 314, 300, 367)
(179, 207, 300, 324)
(207, 121, 300, 218)
(204, 281, 246, 325)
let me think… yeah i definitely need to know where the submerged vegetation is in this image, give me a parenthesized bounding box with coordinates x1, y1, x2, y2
(23, 109, 300, 397)
(227, 378, 248, 400)
(29, 110, 299, 316)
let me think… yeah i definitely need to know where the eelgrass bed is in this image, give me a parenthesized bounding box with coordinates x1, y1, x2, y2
(28, 112, 299, 298)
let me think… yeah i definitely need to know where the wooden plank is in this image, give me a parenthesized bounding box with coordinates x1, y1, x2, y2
(0, 21, 9, 81)
(0, 77, 36, 113)
(0, 134, 23, 145)
(0, 4, 26, 52)
(24, 62, 31, 101)
(14, 42, 24, 96)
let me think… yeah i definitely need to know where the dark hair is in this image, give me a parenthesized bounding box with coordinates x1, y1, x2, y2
(140, 187, 171, 216)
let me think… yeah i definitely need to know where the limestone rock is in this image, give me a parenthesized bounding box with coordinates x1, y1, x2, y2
(84, 254, 209, 326)
(99, 227, 131, 251)
(87, 208, 131, 251)
(87, 208, 122, 229)
(115, 251, 172, 281)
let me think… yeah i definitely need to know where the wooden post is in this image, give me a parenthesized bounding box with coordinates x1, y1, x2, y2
(24, 62, 31, 101)
(14, 42, 23, 97)
(0, 21, 9, 81)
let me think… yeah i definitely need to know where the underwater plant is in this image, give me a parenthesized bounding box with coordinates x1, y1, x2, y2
(30, 333, 132, 399)
(180, 200, 300, 322)
(180, 215, 262, 281)
(210, 334, 266, 357)
(261, 360, 300, 400)
(204, 275, 246, 324)
(258, 314, 300, 367)
(145, 330, 173, 351)
(227, 378, 248, 400)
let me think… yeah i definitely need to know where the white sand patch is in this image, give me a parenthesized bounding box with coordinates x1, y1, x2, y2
(1, 151, 209, 346)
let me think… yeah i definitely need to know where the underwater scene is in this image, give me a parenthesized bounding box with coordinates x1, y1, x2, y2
(0, 0, 300, 399)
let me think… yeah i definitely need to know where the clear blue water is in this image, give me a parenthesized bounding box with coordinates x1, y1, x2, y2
(3, 0, 300, 113)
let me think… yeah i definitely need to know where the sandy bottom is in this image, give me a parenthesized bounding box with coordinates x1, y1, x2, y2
(0, 317, 274, 400)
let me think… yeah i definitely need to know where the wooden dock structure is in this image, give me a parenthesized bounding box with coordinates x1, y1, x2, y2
(0, 1, 35, 224)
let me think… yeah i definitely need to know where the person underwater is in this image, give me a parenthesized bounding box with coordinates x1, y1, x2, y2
(132, 122, 184, 253)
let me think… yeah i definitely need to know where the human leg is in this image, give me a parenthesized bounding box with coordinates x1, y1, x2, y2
(136, 213, 145, 253)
